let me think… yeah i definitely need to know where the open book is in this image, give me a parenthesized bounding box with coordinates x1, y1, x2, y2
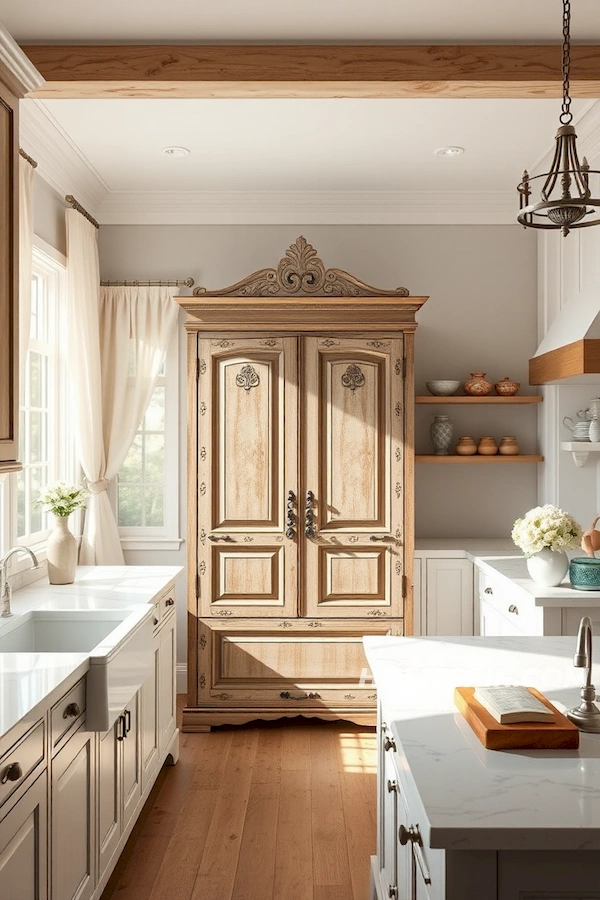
(473, 686, 555, 724)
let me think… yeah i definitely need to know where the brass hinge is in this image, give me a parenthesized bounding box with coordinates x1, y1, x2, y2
(196, 573, 200, 597)
(402, 575, 408, 598)
(196, 358, 201, 379)
(402, 357, 407, 379)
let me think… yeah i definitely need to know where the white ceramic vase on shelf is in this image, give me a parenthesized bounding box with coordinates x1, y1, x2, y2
(47, 515, 77, 585)
(526, 548, 569, 587)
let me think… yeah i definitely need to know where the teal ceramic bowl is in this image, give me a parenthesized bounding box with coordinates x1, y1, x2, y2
(569, 557, 600, 590)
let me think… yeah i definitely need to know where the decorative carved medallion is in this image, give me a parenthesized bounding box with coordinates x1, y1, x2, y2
(199, 402, 207, 416)
(212, 692, 233, 700)
(321, 339, 340, 347)
(279, 621, 293, 628)
(214, 609, 233, 617)
(200, 446, 207, 461)
(198, 560, 206, 575)
(307, 621, 323, 628)
(395, 447, 402, 462)
(344, 694, 356, 700)
(275, 536, 284, 543)
(367, 340, 389, 349)
(395, 359, 403, 375)
(395, 527, 403, 543)
(199, 527, 206, 545)
(368, 609, 388, 617)
(243, 536, 254, 542)
(199, 673, 206, 689)
(199, 482, 207, 496)
(236, 364, 260, 392)
(198, 359, 207, 375)
(395, 401, 402, 417)
(193, 236, 410, 297)
(395, 561, 402, 575)
(199, 634, 207, 649)
(395, 482, 402, 498)
(259, 338, 279, 347)
(212, 339, 234, 347)
(341, 364, 365, 392)
(348, 535, 359, 543)
(368, 693, 377, 701)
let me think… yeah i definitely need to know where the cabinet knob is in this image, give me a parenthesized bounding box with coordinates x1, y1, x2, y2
(166, 598, 175, 607)
(383, 735, 396, 752)
(1, 762, 23, 784)
(484, 587, 493, 595)
(153, 617, 159, 626)
(398, 824, 422, 846)
(508, 604, 519, 614)
(63, 702, 81, 719)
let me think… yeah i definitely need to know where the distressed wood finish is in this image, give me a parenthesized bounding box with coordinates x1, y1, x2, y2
(0, 81, 19, 470)
(529, 338, 600, 384)
(20, 44, 600, 100)
(178, 239, 426, 730)
(304, 337, 404, 619)
(197, 337, 298, 619)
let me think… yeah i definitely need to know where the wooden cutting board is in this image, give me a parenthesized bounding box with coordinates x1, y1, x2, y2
(454, 686, 580, 750)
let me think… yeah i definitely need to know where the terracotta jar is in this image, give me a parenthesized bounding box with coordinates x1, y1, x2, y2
(477, 435, 498, 455)
(455, 436, 478, 456)
(494, 377, 520, 396)
(498, 436, 520, 455)
(464, 372, 493, 396)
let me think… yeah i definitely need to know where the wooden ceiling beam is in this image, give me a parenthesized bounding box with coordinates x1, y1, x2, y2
(20, 43, 600, 99)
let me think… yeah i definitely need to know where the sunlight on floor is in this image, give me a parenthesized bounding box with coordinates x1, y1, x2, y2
(338, 730, 377, 774)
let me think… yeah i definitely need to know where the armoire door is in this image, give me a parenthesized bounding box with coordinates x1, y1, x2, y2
(197, 337, 298, 618)
(303, 336, 405, 618)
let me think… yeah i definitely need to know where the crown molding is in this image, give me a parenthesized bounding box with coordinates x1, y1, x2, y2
(97, 189, 517, 225)
(0, 23, 44, 93)
(20, 99, 109, 216)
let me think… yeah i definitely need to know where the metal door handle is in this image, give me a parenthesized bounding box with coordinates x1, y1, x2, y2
(63, 702, 81, 719)
(1, 762, 22, 784)
(208, 534, 234, 542)
(280, 691, 321, 700)
(117, 715, 125, 741)
(370, 535, 394, 542)
(286, 490, 296, 539)
(125, 709, 132, 734)
(305, 491, 316, 538)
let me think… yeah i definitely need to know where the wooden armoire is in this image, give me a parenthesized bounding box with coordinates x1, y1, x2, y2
(177, 237, 427, 731)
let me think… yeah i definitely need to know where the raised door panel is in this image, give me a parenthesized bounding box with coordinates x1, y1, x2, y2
(197, 337, 298, 618)
(304, 336, 404, 618)
(97, 724, 120, 881)
(140, 643, 159, 791)
(0, 772, 47, 900)
(121, 695, 141, 833)
(0, 86, 19, 466)
(425, 559, 473, 636)
(51, 728, 95, 900)
(158, 615, 176, 753)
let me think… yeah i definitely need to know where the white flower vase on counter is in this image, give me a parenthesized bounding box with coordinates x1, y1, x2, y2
(526, 548, 569, 587)
(47, 515, 77, 584)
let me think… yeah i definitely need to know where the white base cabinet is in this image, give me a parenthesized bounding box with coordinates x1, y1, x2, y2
(413, 554, 474, 636)
(0, 773, 48, 900)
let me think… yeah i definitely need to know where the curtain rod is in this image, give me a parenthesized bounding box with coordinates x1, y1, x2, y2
(65, 194, 99, 230)
(19, 148, 38, 168)
(100, 277, 195, 287)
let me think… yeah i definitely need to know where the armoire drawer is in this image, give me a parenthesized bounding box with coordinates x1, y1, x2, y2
(196, 617, 403, 705)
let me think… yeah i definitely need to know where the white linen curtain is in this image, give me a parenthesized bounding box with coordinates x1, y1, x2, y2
(66, 209, 179, 564)
(19, 158, 35, 394)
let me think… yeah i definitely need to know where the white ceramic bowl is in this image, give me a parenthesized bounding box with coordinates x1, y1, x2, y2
(426, 380, 461, 396)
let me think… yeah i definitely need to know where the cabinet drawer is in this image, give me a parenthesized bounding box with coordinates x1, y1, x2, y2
(197, 618, 402, 706)
(0, 720, 45, 809)
(477, 569, 542, 635)
(159, 590, 176, 622)
(51, 677, 86, 751)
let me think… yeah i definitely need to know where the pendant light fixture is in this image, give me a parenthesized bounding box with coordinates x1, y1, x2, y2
(517, 0, 600, 236)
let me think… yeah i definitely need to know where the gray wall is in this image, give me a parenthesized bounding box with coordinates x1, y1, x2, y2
(98, 224, 538, 669)
(34, 176, 67, 254)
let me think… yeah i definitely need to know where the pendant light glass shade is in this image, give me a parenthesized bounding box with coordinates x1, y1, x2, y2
(517, 0, 600, 236)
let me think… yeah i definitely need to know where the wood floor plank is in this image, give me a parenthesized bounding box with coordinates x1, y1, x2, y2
(273, 769, 313, 900)
(337, 729, 378, 900)
(281, 723, 311, 771)
(309, 727, 353, 891)
(231, 781, 280, 900)
(251, 728, 283, 784)
(190, 729, 259, 900)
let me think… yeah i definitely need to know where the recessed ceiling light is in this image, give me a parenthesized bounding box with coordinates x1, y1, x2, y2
(162, 146, 190, 157)
(434, 146, 465, 157)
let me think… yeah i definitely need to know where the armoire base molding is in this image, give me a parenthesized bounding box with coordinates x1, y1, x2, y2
(181, 705, 377, 732)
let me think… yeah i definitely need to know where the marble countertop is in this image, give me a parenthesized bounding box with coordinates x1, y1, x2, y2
(364, 635, 600, 851)
(474, 554, 600, 606)
(0, 566, 183, 740)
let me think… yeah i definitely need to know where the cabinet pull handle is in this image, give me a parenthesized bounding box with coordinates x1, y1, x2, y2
(398, 820, 431, 883)
(305, 491, 316, 538)
(153, 617, 159, 626)
(63, 702, 81, 719)
(370, 535, 394, 542)
(484, 587, 493, 595)
(125, 709, 132, 734)
(117, 715, 125, 742)
(208, 534, 234, 542)
(508, 604, 519, 614)
(383, 735, 396, 752)
(1, 762, 23, 784)
(286, 490, 296, 540)
(387, 779, 398, 793)
(280, 690, 321, 701)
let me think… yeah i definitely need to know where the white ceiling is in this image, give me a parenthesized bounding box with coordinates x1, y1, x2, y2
(3, 0, 600, 43)
(36, 97, 594, 194)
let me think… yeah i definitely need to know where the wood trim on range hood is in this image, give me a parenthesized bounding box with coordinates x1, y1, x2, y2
(529, 340, 600, 385)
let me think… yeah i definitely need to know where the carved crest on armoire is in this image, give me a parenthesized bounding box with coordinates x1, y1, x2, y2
(176, 237, 428, 732)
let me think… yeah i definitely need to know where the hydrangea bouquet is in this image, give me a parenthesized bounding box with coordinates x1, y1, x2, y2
(38, 482, 89, 518)
(511, 504, 582, 557)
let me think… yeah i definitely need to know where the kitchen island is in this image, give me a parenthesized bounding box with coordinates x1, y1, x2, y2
(365, 635, 600, 900)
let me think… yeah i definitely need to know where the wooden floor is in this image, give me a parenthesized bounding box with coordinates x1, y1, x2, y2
(100, 698, 377, 900)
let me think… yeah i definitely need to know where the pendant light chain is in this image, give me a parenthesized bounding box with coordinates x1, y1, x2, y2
(560, 0, 573, 125)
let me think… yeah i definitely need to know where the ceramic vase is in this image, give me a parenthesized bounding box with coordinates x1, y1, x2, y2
(430, 415, 454, 456)
(477, 436, 499, 455)
(47, 515, 77, 585)
(494, 377, 520, 396)
(526, 548, 569, 587)
(464, 372, 493, 396)
(499, 436, 520, 455)
(455, 436, 477, 456)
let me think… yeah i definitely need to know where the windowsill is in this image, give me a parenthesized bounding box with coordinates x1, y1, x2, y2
(120, 537, 184, 552)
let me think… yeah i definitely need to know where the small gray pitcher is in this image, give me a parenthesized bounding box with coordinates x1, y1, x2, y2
(430, 415, 454, 455)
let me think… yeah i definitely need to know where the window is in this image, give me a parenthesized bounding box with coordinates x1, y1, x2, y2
(113, 329, 180, 550)
(1, 239, 73, 559)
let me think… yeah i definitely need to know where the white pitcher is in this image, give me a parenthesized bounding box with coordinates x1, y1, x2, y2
(588, 398, 600, 442)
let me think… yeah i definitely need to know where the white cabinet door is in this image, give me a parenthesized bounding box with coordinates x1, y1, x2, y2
(140, 641, 160, 791)
(425, 560, 473, 636)
(158, 615, 176, 753)
(380, 745, 399, 899)
(479, 599, 524, 637)
(121, 696, 141, 834)
(52, 727, 95, 900)
(0, 772, 47, 900)
(562, 606, 600, 636)
(97, 722, 120, 881)
(413, 558, 423, 635)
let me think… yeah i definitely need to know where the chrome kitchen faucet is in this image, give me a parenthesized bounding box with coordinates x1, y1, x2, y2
(0, 546, 40, 618)
(567, 615, 600, 733)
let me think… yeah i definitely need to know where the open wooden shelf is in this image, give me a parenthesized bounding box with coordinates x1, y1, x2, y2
(416, 454, 544, 463)
(415, 395, 542, 404)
